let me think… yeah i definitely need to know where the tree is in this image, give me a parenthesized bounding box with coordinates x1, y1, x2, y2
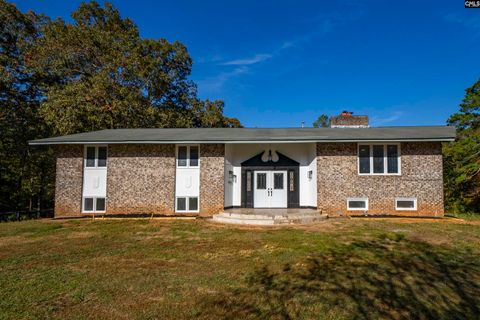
(0, 0, 54, 212)
(313, 114, 330, 128)
(27, 1, 240, 134)
(0, 0, 241, 213)
(192, 99, 243, 128)
(444, 79, 480, 213)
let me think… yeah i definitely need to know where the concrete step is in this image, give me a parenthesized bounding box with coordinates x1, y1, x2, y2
(216, 212, 279, 220)
(212, 211, 328, 226)
(212, 215, 275, 225)
(215, 212, 323, 219)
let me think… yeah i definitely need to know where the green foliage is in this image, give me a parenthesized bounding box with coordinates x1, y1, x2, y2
(444, 79, 480, 213)
(0, 0, 54, 212)
(192, 99, 243, 128)
(27, 1, 240, 134)
(0, 0, 241, 213)
(312, 114, 329, 128)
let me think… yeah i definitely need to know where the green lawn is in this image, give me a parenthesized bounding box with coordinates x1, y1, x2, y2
(1, 218, 479, 320)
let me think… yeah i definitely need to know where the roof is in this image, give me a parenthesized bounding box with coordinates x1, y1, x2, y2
(29, 126, 456, 145)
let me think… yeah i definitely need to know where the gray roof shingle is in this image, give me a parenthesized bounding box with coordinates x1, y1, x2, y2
(29, 126, 456, 145)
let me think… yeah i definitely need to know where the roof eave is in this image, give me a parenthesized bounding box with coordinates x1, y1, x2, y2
(28, 137, 456, 145)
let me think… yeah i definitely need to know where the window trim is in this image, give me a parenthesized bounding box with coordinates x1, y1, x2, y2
(84, 145, 108, 168)
(176, 144, 200, 168)
(395, 197, 417, 211)
(347, 197, 369, 211)
(357, 143, 401, 176)
(175, 196, 200, 213)
(82, 196, 107, 213)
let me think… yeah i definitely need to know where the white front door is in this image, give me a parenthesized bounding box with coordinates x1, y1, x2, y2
(270, 171, 287, 207)
(254, 171, 288, 208)
(253, 171, 269, 208)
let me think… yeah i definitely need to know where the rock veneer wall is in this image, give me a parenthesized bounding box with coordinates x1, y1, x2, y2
(54, 143, 226, 217)
(106, 144, 176, 214)
(54, 141, 442, 218)
(54, 145, 83, 217)
(200, 144, 225, 215)
(317, 142, 444, 217)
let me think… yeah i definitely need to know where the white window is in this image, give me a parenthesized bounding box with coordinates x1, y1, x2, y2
(82, 197, 106, 213)
(177, 145, 199, 167)
(358, 143, 400, 175)
(347, 197, 369, 211)
(176, 196, 199, 212)
(395, 197, 417, 211)
(85, 146, 107, 168)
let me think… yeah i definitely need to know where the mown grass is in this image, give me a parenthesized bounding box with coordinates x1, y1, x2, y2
(0, 218, 479, 319)
(447, 212, 480, 221)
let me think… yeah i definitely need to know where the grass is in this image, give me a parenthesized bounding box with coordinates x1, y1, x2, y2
(0, 218, 479, 319)
(446, 212, 480, 221)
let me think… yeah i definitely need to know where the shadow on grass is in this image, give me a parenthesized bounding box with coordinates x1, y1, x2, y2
(197, 233, 480, 320)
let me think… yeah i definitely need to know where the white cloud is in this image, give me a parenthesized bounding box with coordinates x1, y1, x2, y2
(444, 13, 480, 27)
(196, 66, 250, 93)
(444, 13, 480, 36)
(217, 13, 353, 68)
(279, 19, 334, 50)
(370, 111, 403, 126)
(220, 53, 273, 66)
(198, 10, 363, 94)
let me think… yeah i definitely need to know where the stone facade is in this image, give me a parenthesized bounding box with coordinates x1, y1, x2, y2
(200, 144, 225, 215)
(53, 141, 444, 218)
(317, 142, 444, 217)
(53, 143, 225, 217)
(54, 145, 83, 217)
(106, 144, 176, 215)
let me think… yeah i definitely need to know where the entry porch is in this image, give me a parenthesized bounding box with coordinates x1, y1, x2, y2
(223, 143, 318, 210)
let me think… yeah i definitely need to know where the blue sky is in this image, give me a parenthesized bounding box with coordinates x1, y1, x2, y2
(14, 0, 480, 127)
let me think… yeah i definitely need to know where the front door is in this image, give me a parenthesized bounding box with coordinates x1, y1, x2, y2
(253, 171, 287, 208)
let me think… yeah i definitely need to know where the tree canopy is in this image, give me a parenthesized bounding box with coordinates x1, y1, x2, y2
(0, 1, 54, 212)
(444, 79, 480, 213)
(313, 114, 330, 128)
(27, 1, 240, 135)
(0, 0, 240, 213)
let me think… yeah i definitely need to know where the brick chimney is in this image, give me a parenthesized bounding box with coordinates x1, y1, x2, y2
(330, 111, 369, 128)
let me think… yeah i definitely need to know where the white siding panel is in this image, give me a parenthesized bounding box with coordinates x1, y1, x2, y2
(224, 145, 234, 207)
(175, 168, 200, 197)
(83, 169, 107, 197)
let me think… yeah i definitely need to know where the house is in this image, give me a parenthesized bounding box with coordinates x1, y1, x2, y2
(29, 113, 456, 218)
